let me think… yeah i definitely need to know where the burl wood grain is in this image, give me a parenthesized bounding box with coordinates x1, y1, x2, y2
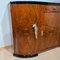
(10, 4, 60, 55)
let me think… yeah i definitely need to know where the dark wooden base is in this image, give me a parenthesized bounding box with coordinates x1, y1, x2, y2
(58, 45, 60, 47)
(13, 53, 38, 58)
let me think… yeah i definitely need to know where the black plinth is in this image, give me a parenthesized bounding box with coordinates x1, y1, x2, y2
(13, 53, 38, 58)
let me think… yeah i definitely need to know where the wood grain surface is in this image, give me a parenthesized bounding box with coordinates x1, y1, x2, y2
(10, 4, 60, 55)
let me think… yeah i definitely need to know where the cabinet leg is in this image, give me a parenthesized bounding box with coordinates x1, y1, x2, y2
(13, 53, 38, 58)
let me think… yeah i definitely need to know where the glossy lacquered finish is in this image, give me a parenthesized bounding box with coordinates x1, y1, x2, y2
(10, 3, 60, 56)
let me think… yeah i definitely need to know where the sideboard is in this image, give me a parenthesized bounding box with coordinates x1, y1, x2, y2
(10, 1, 60, 58)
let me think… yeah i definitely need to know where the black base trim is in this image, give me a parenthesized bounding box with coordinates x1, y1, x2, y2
(13, 53, 38, 58)
(58, 45, 60, 47)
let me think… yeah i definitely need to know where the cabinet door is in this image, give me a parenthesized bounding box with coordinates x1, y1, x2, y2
(44, 5, 59, 48)
(11, 4, 40, 55)
(37, 5, 59, 52)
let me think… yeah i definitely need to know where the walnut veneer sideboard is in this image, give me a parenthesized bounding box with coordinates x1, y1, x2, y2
(10, 1, 60, 58)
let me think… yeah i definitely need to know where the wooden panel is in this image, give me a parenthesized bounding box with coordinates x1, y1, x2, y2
(10, 4, 39, 55)
(44, 5, 59, 48)
(37, 5, 59, 52)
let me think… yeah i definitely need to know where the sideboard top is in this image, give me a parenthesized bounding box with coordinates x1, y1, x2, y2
(10, 1, 60, 6)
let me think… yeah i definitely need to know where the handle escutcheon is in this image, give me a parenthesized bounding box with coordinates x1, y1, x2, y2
(33, 23, 38, 39)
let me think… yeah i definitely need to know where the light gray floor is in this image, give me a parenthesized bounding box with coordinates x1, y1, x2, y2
(0, 47, 60, 60)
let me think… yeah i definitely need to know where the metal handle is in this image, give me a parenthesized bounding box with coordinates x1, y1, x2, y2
(33, 23, 38, 39)
(41, 30, 44, 36)
(40, 25, 45, 36)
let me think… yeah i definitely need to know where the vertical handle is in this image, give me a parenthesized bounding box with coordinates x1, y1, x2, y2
(33, 23, 38, 39)
(40, 25, 45, 36)
(41, 30, 44, 36)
